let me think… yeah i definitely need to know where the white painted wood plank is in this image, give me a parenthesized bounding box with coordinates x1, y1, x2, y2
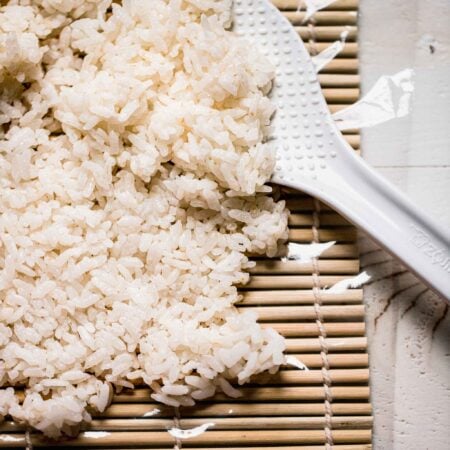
(359, 0, 450, 167)
(359, 1, 450, 449)
(376, 167, 450, 226)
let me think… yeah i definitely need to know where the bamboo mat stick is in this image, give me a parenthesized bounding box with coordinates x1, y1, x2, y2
(304, 42, 359, 58)
(0, 416, 372, 433)
(285, 336, 367, 352)
(306, 42, 358, 58)
(179, 416, 372, 430)
(312, 243, 359, 258)
(99, 402, 372, 418)
(219, 386, 371, 401)
(288, 212, 351, 226)
(247, 243, 359, 259)
(283, 11, 358, 25)
(240, 290, 363, 305)
(316, 243, 359, 258)
(329, 104, 355, 114)
(180, 446, 373, 450)
(52, 447, 372, 450)
(288, 227, 357, 242)
(113, 386, 369, 403)
(11, 366, 369, 404)
(8, 366, 368, 404)
(296, 26, 358, 42)
(290, 353, 369, 368)
(344, 134, 360, 147)
(323, 88, 359, 103)
(249, 259, 359, 275)
(318, 74, 360, 88)
(273, 0, 359, 10)
(251, 368, 369, 384)
(267, 321, 365, 337)
(184, 429, 372, 445)
(247, 305, 365, 321)
(167, 447, 372, 450)
(6, 430, 372, 447)
(0, 441, 372, 450)
(244, 275, 352, 289)
(341, 128, 360, 135)
(321, 59, 358, 73)
(8, 360, 368, 402)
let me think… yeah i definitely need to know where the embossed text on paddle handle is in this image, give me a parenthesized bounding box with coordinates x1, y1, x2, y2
(410, 224, 450, 273)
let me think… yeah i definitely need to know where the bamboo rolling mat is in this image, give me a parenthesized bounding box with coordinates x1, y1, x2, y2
(0, 1, 371, 449)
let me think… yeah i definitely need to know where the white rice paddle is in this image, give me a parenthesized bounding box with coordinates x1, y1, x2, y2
(233, 0, 450, 300)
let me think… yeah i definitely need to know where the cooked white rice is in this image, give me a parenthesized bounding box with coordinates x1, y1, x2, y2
(0, 0, 289, 438)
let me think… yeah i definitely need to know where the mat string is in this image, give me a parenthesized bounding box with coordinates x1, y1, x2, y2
(307, 18, 319, 56)
(25, 427, 33, 450)
(173, 406, 182, 450)
(312, 198, 334, 449)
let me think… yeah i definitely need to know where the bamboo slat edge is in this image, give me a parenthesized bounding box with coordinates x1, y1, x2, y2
(283, 11, 358, 26)
(0, 416, 373, 433)
(266, 321, 365, 337)
(97, 402, 372, 418)
(273, 0, 359, 10)
(240, 289, 363, 305)
(3, 429, 371, 447)
(113, 386, 370, 403)
(297, 26, 358, 42)
(249, 259, 360, 275)
(307, 43, 359, 59)
(244, 275, 358, 289)
(246, 304, 365, 321)
(1, 446, 371, 450)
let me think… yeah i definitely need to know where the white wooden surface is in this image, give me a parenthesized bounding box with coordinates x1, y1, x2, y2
(359, 1, 450, 449)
